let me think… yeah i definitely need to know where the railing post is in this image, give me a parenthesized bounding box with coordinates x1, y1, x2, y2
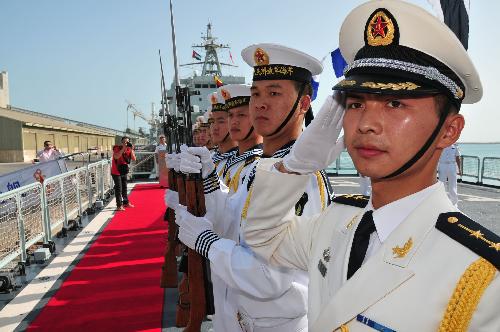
(44, 183, 53, 241)
(15, 195, 27, 263)
(61, 178, 69, 228)
(479, 157, 484, 185)
(76, 171, 83, 216)
(459, 155, 463, 182)
(100, 162, 105, 199)
(41, 184, 51, 243)
(87, 164, 93, 208)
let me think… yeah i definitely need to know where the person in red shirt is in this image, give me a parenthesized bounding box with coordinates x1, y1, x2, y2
(111, 136, 136, 211)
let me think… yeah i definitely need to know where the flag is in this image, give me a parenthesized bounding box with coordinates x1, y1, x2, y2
(229, 51, 234, 64)
(331, 48, 348, 78)
(311, 75, 320, 101)
(427, 0, 469, 49)
(192, 50, 202, 61)
(214, 75, 224, 87)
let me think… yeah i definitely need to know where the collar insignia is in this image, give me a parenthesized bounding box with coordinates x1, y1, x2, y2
(366, 10, 396, 46)
(254, 47, 269, 66)
(392, 237, 413, 258)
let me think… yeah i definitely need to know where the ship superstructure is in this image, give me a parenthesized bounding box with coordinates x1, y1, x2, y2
(168, 23, 245, 116)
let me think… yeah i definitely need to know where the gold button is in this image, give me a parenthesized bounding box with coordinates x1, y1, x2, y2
(447, 216, 459, 224)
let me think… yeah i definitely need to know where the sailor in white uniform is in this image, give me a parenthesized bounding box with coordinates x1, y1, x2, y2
(174, 44, 333, 332)
(208, 92, 238, 176)
(438, 143, 461, 206)
(242, 1, 499, 331)
(176, 84, 263, 332)
(217, 85, 263, 190)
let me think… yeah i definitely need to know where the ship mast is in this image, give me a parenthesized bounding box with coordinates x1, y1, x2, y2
(180, 22, 236, 76)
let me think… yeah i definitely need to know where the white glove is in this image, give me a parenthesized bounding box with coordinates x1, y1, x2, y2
(283, 94, 345, 174)
(166, 152, 180, 172)
(164, 189, 180, 210)
(175, 207, 218, 258)
(179, 146, 215, 179)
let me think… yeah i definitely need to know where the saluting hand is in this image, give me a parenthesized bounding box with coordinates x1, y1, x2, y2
(283, 93, 345, 174)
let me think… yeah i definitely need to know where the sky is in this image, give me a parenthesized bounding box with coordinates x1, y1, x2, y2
(1, 0, 499, 142)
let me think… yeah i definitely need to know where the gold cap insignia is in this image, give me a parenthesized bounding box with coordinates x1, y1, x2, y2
(220, 89, 231, 100)
(254, 47, 269, 66)
(366, 10, 396, 46)
(210, 94, 218, 105)
(392, 237, 413, 258)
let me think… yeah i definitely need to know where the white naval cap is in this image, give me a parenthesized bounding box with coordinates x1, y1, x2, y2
(207, 91, 225, 112)
(333, 0, 482, 106)
(241, 43, 323, 82)
(217, 84, 251, 111)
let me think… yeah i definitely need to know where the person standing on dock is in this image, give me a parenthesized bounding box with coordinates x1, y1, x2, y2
(174, 44, 334, 332)
(155, 134, 168, 187)
(241, 1, 500, 331)
(111, 136, 136, 211)
(438, 143, 461, 206)
(36, 140, 63, 162)
(175, 83, 264, 332)
(359, 174, 371, 196)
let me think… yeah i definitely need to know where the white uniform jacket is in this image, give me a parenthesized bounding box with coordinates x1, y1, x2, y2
(243, 158, 500, 332)
(203, 143, 332, 331)
(202, 146, 263, 332)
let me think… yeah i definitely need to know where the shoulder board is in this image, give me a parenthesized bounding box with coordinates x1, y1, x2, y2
(436, 212, 500, 270)
(332, 194, 369, 208)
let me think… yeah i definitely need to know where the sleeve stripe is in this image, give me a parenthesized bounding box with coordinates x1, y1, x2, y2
(195, 230, 220, 258)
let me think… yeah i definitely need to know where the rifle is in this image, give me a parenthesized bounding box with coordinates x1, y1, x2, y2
(174, 89, 191, 327)
(167, 1, 213, 328)
(159, 50, 178, 289)
(177, 86, 214, 332)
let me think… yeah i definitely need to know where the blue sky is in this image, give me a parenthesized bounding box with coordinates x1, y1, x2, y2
(1, 0, 498, 142)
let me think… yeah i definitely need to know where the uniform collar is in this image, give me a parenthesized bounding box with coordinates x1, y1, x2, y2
(262, 140, 296, 158)
(367, 182, 441, 243)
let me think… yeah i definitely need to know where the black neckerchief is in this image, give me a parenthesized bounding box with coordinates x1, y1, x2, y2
(222, 144, 264, 178)
(212, 147, 238, 163)
(247, 140, 295, 190)
(261, 140, 296, 158)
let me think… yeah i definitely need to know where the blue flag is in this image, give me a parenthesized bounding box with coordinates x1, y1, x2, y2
(331, 48, 348, 78)
(311, 75, 320, 101)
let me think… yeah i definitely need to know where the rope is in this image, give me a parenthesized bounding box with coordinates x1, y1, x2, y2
(438, 257, 496, 332)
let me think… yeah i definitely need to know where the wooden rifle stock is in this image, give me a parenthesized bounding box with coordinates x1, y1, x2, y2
(175, 172, 190, 327)
(160, 168, 179, 288)
(184, 174, 207, 332)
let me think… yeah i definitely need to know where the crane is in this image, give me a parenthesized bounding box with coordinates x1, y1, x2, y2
(125, 100, 157, 131)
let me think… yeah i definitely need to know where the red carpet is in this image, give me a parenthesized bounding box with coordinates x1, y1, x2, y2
(28, 184, 167, 332)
